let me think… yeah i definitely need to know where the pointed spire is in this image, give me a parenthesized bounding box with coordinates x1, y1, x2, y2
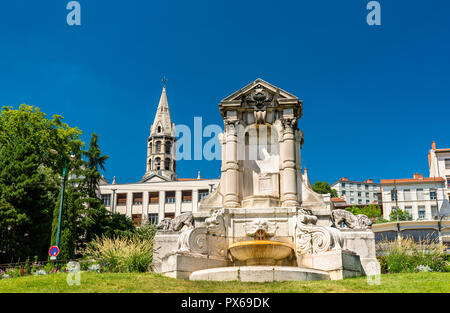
(151, 83, 173, 136)
(112, 176, 116, 184)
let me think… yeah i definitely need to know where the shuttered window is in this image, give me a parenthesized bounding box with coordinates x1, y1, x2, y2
(149, 192, 159, 204)
(117, 193, 127, 205)
(132, 214, 142, 226)
(166, 191, 176, 203)
(182, 191, 192, 203)
(133, 193, 143, 205)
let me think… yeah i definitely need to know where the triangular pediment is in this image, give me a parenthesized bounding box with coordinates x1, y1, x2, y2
(219, 78, 302, 118)
(221, 78, 299, 103)
(141, 173, 172, 183)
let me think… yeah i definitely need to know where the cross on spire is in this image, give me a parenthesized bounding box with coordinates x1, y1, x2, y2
(162, 76, 168, 87)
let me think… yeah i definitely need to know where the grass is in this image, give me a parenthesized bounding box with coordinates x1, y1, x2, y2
(0, 272, 449, 293)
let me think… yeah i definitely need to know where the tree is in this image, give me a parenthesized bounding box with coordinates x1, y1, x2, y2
(389, 208, 410, 221)
(0, 105, 82, 263)
(312, 181, 338, 198)
(344, 205, 383, 220)
(81, 133, 108, 198)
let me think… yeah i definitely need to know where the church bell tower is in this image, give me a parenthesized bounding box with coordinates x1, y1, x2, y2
(142, 81, 177, 182)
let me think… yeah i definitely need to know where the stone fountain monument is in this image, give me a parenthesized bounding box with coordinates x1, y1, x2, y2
(152, 79, 380, 282)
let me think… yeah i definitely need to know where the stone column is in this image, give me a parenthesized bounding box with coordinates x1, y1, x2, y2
(224, 120, 240, 207)
(280, 118, 299, 207)
(192, 189, 199, 213)
(158, 190, 166, 222)
(126, 192, 133, 218)
(142, 191, 149, 221)
(175, 190, 182, 217)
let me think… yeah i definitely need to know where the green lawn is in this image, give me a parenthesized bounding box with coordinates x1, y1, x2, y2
(0, 272, 449, 293)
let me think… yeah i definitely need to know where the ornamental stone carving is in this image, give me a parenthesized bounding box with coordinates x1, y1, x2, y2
(331, 209, 372, 231)
(245, 84, 274, 109)
(156, 213, 194, 232)
(176, 209, 226, 257)
(245, 218, 278, 240)
(296, 209, 344, 255)
(280, 117, 297, 133)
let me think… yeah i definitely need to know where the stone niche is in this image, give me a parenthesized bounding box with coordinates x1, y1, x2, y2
(152, 79, 380, 282)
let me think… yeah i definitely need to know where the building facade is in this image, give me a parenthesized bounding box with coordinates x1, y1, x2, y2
(99, 85, 219, 225)
(429, 140, 450, 202)
(380, 173, 445, 221)
(331, 177, 380, 205)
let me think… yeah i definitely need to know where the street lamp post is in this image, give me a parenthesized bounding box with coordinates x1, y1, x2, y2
(50, 149, 72, 260)
(55, 157, 68, 255)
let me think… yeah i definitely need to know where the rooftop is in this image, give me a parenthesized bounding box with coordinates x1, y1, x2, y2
(381, 173, 445, 185)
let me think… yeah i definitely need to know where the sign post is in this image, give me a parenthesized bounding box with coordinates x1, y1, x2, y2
(49, 246, 60, 260)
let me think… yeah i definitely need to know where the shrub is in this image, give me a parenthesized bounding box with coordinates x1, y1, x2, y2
(376, 237, 448, 273)
(83, 236, 153, 273)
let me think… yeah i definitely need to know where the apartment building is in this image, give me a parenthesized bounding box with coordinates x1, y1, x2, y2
(331, 177, 380, 205)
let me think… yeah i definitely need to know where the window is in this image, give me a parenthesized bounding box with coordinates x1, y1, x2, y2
(198, 189, 209, 202)
(431, 206, 438, 219)
(165, 142, 171, 154)
(357, 184, 361, 189)
(445, 158, 450, 169)
(342, 183, 346, 188)
(366, 200, 370, 204)
(117, 193, 127, 205)
(158, 126, 162, 133)
(164, 158, 171, 170)
(418, 206, 425, 219)
(404, 189, 411, 201)
(358, 199, 362, 204)
(165, 213, 175, 219)
(149, 142, 152, 153)
(417, 188, 424, 200)
(350, 191, 354, 196)
(149, 192, 159, 204)
(148, 214, 158, 225)
(447, 177, 450, 188)
(391, 189, 398, 201)
(132, 193, 143, 205)
(430, 189, 437, 200)
(156, 141, 161, 153)
(342, 190, 346, 195)
(182, 191, 192, 203)
(358, 192, 362, 197)
(365, 192, 369, 197)
(165, 191, 176, 203)
(405, 206, 412, 220)
(373, 193, 378, 198)
(155, 157, 161, 170)
(350, 198, 354, 203)
(132, 214, 142, 226)
(102, 194, 111, 206)
(365, 185, 369, 190)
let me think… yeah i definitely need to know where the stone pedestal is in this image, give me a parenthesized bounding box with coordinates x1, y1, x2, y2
(161, 253, 228, 280)
(299, 250, 363, 280)
(152, 232, 179, 273)
(341, 231, 380, 276)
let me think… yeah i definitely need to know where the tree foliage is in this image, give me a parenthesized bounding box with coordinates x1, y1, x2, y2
(389, 208, 411, 221)
(312, 181, 338, 198)
(0, 105, 81, 263)
(0, 105, 133, 263)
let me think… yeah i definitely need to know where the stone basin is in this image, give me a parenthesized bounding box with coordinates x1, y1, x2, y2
(229, 240, 294, 265)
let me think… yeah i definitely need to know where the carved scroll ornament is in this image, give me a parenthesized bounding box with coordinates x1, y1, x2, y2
(296, 209, 343, 255)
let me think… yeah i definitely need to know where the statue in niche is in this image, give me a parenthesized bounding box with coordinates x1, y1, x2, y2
(242, 125, 280, 200)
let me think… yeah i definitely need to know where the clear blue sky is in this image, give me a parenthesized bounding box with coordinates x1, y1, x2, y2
(0, 1, 449, 184)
